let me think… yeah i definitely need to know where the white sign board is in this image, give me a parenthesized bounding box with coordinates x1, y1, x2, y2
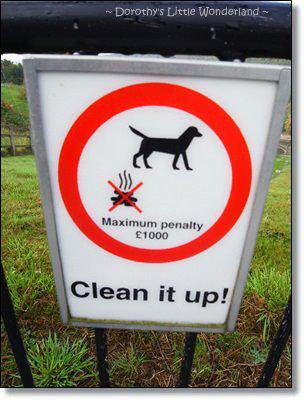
(23, 55, 290, 332)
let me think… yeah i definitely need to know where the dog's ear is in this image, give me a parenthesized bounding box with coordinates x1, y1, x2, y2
(188, 126, 202, 137)
(183, 126, 201, 137)
(184, 126, 194, 134)
(189, 126, 198, 134)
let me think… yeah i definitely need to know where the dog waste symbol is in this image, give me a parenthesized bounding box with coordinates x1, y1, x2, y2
(108, 171, 143, 213)
(111, 171, 136, 206)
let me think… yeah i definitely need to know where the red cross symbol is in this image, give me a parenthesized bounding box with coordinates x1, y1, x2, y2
(108, 180, 143, 213)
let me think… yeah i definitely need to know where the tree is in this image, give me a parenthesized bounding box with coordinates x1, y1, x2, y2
(1, 59, 24, 85)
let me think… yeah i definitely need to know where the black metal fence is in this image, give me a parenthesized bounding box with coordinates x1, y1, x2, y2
(0, 263, 292, 387)
(2, 1, 291, 60)
(1, 1, 291, 389)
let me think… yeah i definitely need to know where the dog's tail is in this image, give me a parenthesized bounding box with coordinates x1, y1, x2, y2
(129, 126, 148, 139)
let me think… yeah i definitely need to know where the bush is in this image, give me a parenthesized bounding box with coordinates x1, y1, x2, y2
(1, 100, 24, 128)
(19, 85, 27, 100)
(1, 60, 24, 85)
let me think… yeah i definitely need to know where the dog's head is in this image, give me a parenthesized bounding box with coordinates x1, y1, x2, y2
(187, 126, 203, 138)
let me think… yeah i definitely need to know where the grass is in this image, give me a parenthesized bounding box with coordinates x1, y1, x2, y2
(1, 83, 29, 123)
(110, 344, 148, 387)
(26, 333, 97, 387)
(273, 154, 291, 177)
(1, 155, 291, 388)
(1, 83, 31, 155)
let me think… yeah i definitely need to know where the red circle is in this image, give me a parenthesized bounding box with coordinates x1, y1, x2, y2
(58, 83, 252, 263)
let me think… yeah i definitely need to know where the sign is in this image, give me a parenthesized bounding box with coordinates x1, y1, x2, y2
(23, 55, 290, 332)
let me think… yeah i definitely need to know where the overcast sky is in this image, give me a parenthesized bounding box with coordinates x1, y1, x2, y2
(2, 53, 23, 63)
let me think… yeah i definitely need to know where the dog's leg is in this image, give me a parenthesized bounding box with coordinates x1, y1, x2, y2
(173, 154, 180, 170)
(182, 152, 193, 171)
(143, 154, 153, 169)
(133, 152, 142, 168)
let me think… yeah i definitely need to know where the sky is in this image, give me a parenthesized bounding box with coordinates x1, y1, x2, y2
(1, 53, 23, 64)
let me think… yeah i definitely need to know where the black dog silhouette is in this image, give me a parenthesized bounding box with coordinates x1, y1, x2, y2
(130, 126, 202, 170)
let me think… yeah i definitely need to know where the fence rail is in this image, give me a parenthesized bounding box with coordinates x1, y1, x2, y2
(278, 134, 291, 155)
(1, 128, 32, 156)
(2, 1, 291, 60)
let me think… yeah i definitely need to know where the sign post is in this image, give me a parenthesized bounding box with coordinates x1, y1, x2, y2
(23, 55, 290, 334)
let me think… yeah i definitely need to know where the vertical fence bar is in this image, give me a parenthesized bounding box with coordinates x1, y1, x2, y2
(29, 134, 34, 154)
(1, 263, 35, 388)
(94, 328, 110, 388)
(9, 128, 16, 156)
(257, 295, 291, 387)
(178, 332, 198, 388)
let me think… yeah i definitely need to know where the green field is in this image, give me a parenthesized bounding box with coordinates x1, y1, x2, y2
(1, 83, 31, 155)
(1, 83, 29, 119)
(1, 83, 30, 129)
(1, 155, 291, 388)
